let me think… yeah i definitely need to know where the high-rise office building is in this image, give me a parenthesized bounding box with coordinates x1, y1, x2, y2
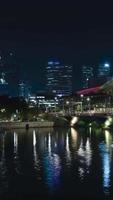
(82, 66, 94, 88)
(97, 63, 111, 85)
(19, 82, 31, 100)
(46, 60, 72, 96)
(98, 63, 110, 77)
(82, 63, 111, 89)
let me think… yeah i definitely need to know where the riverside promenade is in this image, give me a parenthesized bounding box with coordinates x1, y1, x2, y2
(0, 121, 54, 129)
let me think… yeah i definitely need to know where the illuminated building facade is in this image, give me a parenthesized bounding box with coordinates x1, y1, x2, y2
(82, 63, 111, 89)
(82, 66, 94, 89)
(98, 63, 110, 77)
(46, 60, 72, 97)
(96, 63, 111, 86)
(19, 82, 31, 100)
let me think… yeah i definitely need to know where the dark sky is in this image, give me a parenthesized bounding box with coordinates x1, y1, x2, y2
(0, 0, 113, 91)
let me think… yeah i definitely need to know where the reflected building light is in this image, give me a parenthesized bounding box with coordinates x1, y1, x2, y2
(66, 133, 69, 152)
(43, 153, 61, 190)
(99, 143, 111, 194)
(66, 133, 71, 164)
(77, 140, 85, 180)
(78, 167, 84, 181)
(71, 128, 78, 149)
(54, 142, 57, 148)
(13, 132, 22, 174)
(103, 153, 110, 190)
(85, 138, 92, 167)
(33, 130, 36, 161)
(105, 130, 112, 150)
(48, 133, 52, 154)
(33, 130, 40, 172)
(14, 132, 18, 156)
(45, 136, 47, 143)
(0, 133, 8, 193)
(77, 138, 92, 180)
(89, 124, 92, 135)
(0, 134, 5, 161)
(78, 139, 84, 157)
(33, 130, 36, 146)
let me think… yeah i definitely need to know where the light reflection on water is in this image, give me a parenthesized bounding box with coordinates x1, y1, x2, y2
(33, 130, 40, 173)
(99, 130, 113, 194)
(77, 137, 92, 180)
(0, 127, 113, 199)
(0, 133, 8, 195)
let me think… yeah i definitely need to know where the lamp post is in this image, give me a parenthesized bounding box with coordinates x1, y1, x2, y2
(87, 97, 91, 113)
(80, 94, 84, 112)
(66, 101, 70, 115)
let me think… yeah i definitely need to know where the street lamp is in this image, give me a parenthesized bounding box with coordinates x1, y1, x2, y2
(80, 94, 84, 98)
(87, 97, 91, 112)
(66, 101, 70, 115)
(80, 94, 84, 112)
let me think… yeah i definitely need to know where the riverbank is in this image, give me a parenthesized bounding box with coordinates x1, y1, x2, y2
(0, 116, 71, 129)
(0, 121, 54, 129)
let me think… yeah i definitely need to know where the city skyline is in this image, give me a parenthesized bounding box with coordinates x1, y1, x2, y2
(0, 51, 112, 96)
(1, 2, 113, 199)
(0, 1, 113, 91)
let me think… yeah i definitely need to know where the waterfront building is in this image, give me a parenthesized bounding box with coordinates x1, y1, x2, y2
(46, 60, 72, 97)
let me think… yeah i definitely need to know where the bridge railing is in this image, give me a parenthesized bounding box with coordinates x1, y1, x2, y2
(48, 109, 113, 117)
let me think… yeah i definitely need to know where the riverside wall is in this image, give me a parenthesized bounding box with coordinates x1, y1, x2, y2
(0, 121, 54, 129)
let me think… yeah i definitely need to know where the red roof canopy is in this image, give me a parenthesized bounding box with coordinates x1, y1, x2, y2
(77, 86, 101, 95)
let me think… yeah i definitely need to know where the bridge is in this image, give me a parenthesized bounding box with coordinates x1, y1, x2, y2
(49, 110, 113, 128)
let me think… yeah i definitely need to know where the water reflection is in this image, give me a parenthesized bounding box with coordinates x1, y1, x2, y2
(0, 127, 113, 199)
(71, 128, 78, 149)
(0, 132, 8, 194)
(77, 136, 92, 181)
(13, 131, 18, 163)
(65, 132, 71, 166)
(99, 130, 112, 194)
(43, 133, 61, 191)
(32, 130, 41, 181)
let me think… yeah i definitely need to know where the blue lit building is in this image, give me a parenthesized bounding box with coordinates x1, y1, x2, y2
(82, 63, 111, 89)
(46, 60, 72, 97)
(98, 63, 110, 77)
(19, 81, 31, 100)
(97, 63, 111, 85)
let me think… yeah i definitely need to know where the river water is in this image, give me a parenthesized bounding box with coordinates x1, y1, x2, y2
(0, 127, 113, 200)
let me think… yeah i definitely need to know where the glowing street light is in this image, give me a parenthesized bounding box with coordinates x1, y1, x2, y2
(87, 97, 91, 112)
(80, 94, 84, 98)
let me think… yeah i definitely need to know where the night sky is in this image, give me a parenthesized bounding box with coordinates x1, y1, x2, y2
(0, 0, 113, 91)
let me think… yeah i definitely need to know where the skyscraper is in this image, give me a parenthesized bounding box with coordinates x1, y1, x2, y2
(82, 66, 94, 88)
(97, 63, 111, 85)
(81, 63, 111, 89)
(98, 63, 110, 77)
(19, 81, 31, 100)
(46, 60, 72, 96)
